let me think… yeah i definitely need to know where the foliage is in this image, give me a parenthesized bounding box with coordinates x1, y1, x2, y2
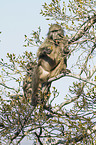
(0, 0, 96, 144)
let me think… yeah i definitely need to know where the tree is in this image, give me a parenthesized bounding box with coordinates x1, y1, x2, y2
(0, 0, 96, 144)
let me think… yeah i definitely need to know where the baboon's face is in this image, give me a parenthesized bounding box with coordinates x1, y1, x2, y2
(48, 24, 64, 40)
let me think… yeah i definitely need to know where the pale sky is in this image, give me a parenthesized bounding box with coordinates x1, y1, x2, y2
(0, 0, 73, 144)
(0, 0, 52, 58)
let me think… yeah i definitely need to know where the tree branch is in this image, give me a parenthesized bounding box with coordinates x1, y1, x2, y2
(67, 73, 96, 85)
(48, 73, 96, 86)
(9, 106, 35, 144)
(0, 83, 16, 91)
(55, 125, 96, 145)
(80, 43, 96, 75)
(35, 128, 43, 145)
(68, 14, 96, 44)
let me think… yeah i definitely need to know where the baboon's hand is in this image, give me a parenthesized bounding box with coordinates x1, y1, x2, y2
(61, 69, 71, 74)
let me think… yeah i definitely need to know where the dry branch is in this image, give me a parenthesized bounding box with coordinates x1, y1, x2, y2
(68, 14, 96, 44)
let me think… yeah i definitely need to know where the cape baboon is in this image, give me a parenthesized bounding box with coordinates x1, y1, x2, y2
(23, 24, 70, 106)
(37, 24, 70, 82)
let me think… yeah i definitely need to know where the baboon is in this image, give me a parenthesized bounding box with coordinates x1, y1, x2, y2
(23, 24, 70, 106)
(37, 24, 70, 83)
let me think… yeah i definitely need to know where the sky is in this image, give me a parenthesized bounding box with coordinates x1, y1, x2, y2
(0, 0, 73, 144)
(0, 0, 52, 58)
